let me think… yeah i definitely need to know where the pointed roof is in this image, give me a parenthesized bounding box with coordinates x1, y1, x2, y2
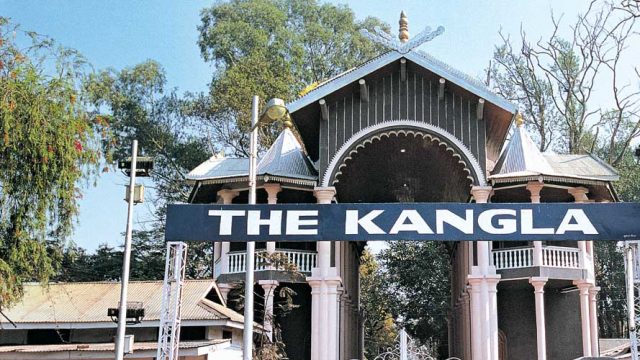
(492, 116, 555, 177)
(186, 128, 318, 187)
(286, 49, 517, 114)
(257, 128, 317, 180)
(490, 115, 618, 185)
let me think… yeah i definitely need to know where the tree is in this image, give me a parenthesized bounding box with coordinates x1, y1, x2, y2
(491, 1, 640, 338)
(491, 1, 639, 157)
(196, 0, 388, 155)
(360, 249, 397, 358)
(0, 18, 109, 309)
(377, 242, 451, 357)
(85, 61, 214, 278)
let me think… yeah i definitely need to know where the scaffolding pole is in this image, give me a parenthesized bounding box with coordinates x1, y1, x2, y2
(626, 241, 639, 360)
(156, 241, 188, 360)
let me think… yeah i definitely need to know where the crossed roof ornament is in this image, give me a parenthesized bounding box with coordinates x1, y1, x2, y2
(360, 11, 445, 54)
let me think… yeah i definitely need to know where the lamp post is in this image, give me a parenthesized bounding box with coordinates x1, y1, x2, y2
(244, 96, 291, 360)
(114, 141, 153, 360)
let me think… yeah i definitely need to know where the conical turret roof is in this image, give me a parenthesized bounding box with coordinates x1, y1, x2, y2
(186, 128, 318, 187)
(256, 128, 317, 181)
(491, 116, 554, 177)
(490, 115, 618, 185)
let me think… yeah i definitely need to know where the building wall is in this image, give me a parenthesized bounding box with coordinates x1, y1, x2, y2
(498, 287, 537, 360)
(545, 290, 582, 359)
(498, 284, 584, 360)
(0, 329, 27, 345)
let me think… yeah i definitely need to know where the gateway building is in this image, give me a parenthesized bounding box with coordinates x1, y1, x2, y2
(185, 13, 618, 360)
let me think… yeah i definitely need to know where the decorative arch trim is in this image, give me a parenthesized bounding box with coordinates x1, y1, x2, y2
(321, 120, 486, 187)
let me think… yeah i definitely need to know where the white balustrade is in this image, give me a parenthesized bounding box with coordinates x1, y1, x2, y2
(542, 246, 581, 269)
(492, 246, 583, 270)
(493, 247, 533, 270)
(224, 249, 317, 274)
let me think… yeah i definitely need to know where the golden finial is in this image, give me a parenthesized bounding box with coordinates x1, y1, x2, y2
(283, 114, 293, 129)
(399, 11, 409, 43)
(515, 112, 524, 127)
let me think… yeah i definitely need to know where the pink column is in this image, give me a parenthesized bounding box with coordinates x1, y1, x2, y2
(529, 277, 548, 360)
(217, 189, 239, 276)
(308, 187, 341, 360)
(327, 279, 341, 360)
(568, 187, 590, 273)
(467, 277, 483, 360)
(526, 182, 544, 266)
(589, 286, 600, 356)
(217, 283, 235, 306)
(470, 186, 499, 360)
(574, 280, 593, 357)
(263, 183, 281, 255)
(487, 275, 500, 360)
(259, 280, 279, 341)
(308, 278, 322, 360)
(462, 290, 472, 360)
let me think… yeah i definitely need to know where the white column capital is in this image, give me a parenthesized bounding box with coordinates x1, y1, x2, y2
(263, 183, 282, 204)
(471, 186, 493, 203)
(568, 187, 590, 202)
(574, 280, 593, 293)
(314, 186, 336, 204)
(526, 181, 544, 203)
(466, 274, 484, 287)
(529, 277, 548, 292)
(258, 279, 279, 289)
(217, 189, 239, 204)
(217, 283, 235, 302)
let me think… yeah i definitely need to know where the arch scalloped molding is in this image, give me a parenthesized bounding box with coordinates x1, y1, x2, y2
(321, 120, 487, 187)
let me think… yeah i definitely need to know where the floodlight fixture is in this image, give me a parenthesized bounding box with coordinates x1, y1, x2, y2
(118, 156, 154, 177)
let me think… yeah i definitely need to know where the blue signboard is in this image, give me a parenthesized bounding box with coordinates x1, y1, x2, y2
(165, 203, 640, 242)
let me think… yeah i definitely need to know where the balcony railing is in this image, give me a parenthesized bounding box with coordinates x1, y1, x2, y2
(217, 249, 317, 275)
(493, 247, 534, 270)
(542, 246, 581, 269)
(492, 246, 583, 270)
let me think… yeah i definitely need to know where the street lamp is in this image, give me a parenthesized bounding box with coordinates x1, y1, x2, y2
(114, 141, 153, 360)
(243, 96, 291, 360)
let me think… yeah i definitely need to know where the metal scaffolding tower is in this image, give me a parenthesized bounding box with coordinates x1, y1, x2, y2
(626, 241, 640, 360)
(156, 241, 188, 360)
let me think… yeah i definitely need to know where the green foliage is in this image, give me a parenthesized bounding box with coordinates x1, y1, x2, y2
(197, 0, 388, 154)
(0, 18, 109, 309)
(594, 240, 627, 338)
(224, 253, 303, 360)
(84, 61, 216, 278)
(360, 249, 397, 358)
(377, 242, 451, 356)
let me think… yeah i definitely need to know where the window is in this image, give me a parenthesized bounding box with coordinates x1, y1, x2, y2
(27, 329, 70, 344)
(179, 326, 206, 341)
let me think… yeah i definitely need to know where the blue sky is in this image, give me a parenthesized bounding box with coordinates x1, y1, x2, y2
(1, 0, 626, 251)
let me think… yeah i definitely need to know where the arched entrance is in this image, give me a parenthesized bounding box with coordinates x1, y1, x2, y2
(323, 121, 482, 358)
(323, 121, 485, 203)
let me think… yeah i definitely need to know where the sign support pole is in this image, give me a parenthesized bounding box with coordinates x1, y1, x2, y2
(242, 95, 259, 360)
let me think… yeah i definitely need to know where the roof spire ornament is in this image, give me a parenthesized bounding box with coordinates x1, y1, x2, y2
(399, 11, 409, 43)
(360, 12, 444, 54)
(515, 112, 525, 127)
